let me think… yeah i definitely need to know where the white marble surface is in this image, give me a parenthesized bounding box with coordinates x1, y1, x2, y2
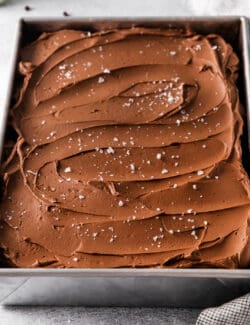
(0, 0, 249, 324)
(0, 306, 201, 324)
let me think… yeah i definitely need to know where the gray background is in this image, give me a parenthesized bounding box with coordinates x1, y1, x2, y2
(0, 0, 249, 324)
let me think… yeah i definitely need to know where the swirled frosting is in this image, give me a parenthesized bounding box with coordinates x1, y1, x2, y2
(0, 27, 250, 268)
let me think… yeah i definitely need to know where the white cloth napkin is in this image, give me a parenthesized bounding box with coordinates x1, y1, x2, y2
(196, 293, 250, 325)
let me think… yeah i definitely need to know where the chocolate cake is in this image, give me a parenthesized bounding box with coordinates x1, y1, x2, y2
(0, 28, 249, 268)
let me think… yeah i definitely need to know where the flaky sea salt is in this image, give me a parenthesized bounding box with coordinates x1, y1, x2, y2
(107, 147, 115, 154)
(118, 200, 124, 207)
(98, 76, 105, 84)
(191, 230, 198, 240)
(64, 71, 72, 79)
(130, 163, 135, 172)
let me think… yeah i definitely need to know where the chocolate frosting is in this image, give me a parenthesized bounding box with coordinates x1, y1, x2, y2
(0, 27, 250, 268)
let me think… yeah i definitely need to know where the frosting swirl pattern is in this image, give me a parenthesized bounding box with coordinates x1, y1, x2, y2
(0, 28, 249, 268)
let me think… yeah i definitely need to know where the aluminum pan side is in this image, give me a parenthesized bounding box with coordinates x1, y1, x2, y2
(0, 16, 249, 306)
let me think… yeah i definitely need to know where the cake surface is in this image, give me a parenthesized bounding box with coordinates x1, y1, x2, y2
(0, 27, 250, 268)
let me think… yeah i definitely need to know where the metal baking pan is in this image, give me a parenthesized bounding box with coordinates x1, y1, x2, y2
(0, 16, 249, 307)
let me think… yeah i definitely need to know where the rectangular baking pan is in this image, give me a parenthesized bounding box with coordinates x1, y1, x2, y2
(0, 16, 249, 307)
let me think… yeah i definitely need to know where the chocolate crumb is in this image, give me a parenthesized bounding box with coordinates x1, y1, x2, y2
(24, 5, 32, 11)
(63, 11, 70, 17)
